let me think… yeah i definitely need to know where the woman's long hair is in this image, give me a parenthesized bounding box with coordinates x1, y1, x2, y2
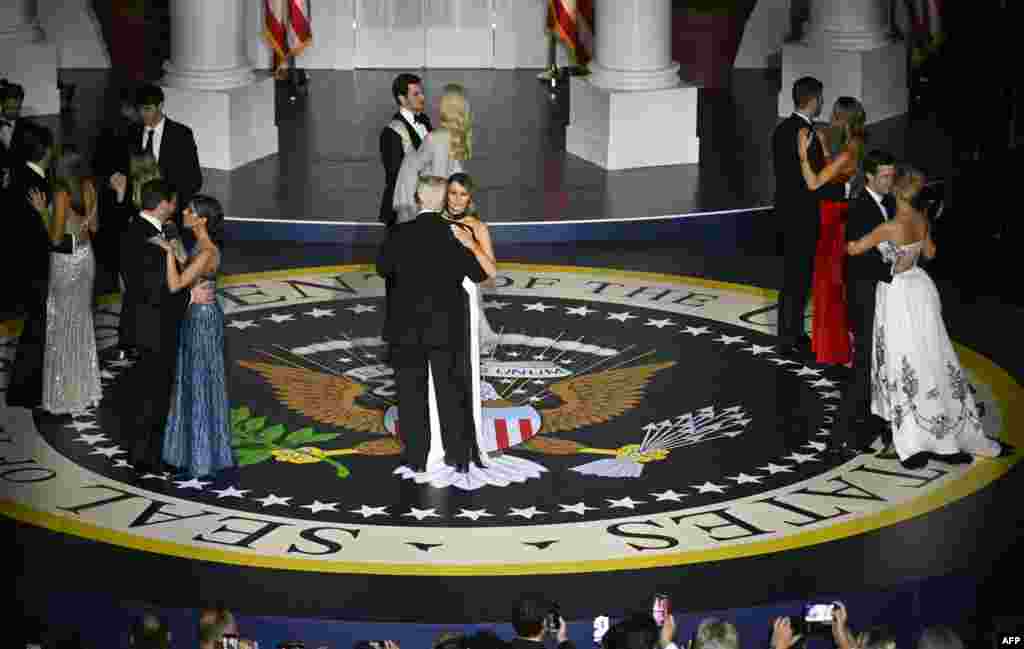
(443, 172, 479, 219)
(188, 194, 226, 250)
(52, 151, 94, 215)
(892, 164, 926, 209)
(831, 96, 866, 162)
(130, 152, 162, 209)
(439, 83, 472, 161)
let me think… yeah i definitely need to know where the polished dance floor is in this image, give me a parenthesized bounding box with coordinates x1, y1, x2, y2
(3, 70, 1021, 636)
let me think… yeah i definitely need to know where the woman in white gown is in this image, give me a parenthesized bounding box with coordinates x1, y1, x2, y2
(846, 166, 1001, 463)
(392, 83, 470, 225)
(28, 152, 103, 414)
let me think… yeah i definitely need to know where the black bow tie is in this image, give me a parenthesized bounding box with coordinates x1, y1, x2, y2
(414, 114, 428, 125)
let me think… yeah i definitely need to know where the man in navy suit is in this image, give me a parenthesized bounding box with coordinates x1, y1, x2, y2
(376, 176, 495, 474)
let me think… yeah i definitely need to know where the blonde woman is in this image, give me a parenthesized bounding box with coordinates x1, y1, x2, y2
(392, 83, 472, 224)
(847, 165, 1002, 466)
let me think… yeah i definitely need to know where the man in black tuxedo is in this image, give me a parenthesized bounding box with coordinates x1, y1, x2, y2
(379, 73, 430, 227)
(508, 598, 574, 649)
(128, 84, 202, 232)
(772, 76, 826, 353)
(829, 150, 897, 460)
(0, 81, 27, 195)
(6, 123, 73, 408)
(376, 176, 495, 474)
(118, 179, 214, 474)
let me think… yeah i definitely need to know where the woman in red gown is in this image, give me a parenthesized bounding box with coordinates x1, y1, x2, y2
(797, 97, 866, 366)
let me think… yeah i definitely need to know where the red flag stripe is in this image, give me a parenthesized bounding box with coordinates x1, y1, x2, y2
(264, 0, 287, 58)
(494, 419, 511, 451)
(288, 0, 312, 52)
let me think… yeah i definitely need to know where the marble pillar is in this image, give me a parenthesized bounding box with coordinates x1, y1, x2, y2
(566, 0, 698, 169)
(779, 0, 907, 124)
(160, 0, 277, 171)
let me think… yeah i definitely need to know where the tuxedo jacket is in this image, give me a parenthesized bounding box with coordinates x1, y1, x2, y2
(121, 216, 188, 353)
(127, 117, 202, 208)
(771, 113, 828, 229)
(379, 111, 431, 224)
(845, 191, 893, 285)
(9, 163, 54, 289)
(376, 210, 487, 347)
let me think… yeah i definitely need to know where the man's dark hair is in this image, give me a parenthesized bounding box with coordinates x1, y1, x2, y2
(136, 83, 165, 108)
(512, 598, 547, 638)
(602, 613, 659, 649)
(863, 149, 896, 178)
(140, 178, 175, 211)
(392, 73, 422, 105)
(1, 80, 25, 101)
(15, 121, 52, 164)
(792, 76, 823, 109)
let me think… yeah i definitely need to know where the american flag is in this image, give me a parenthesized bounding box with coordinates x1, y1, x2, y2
(546, 0, 594, 66)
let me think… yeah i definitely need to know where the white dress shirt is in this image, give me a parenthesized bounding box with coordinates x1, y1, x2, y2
(141, 116, 166, 161)
(400, 107, 428, 140)
(865, 187, 888, 220)
(27, 160, 47, 179)
(139, 211, 164, 234)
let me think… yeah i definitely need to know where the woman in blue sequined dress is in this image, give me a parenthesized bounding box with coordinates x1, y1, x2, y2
(153, 195, 233, 478)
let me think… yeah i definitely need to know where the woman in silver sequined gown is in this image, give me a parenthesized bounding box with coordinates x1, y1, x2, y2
(29, 153, 102, 414)
(154, 195, 233, 478)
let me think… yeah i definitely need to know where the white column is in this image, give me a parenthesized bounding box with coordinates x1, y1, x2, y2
(566, 0, 698, 169)
(159, 0, 277, 170)
(588, 0, 679, 92)
(0, 0, 58, 115)
(779, 0, 907, 123)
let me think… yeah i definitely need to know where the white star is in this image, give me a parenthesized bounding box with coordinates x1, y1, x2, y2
(693, 481, 728, 494)
(337, 357, 354, 363)
(559, 358, 573, 364)
(810, 378, 839, 388)
(783, 452, 819, 464)
(305, 308, 335, 318)
(523, 302, 555, 312)
(793, 366, 823, 376)
(744, 345, 775, 355)
(347, 304, 376, 314)
(804, 441, 827, 452)
(483, 300, 509, 310)
(403, 507, 440, 521)
(759, 463, 794, 474)
(645, 318, 676, 329)
(265, 313, 294, 323)
(606, 496, 646, 510)
(500, 378, 515, 384)
(455, 508, 494, 521)
(607, 312, 637, 322)
(715, 335, 746, 345)
(817, 428, 832, 436)
(824, 404, 838, 411)
(566, 305, 598, 316)
(100, 369, 116, 380)
(227, 320, 258, 330)
(682, 326, 711, 336)
(174, 477, 212, 490)
(727, 473, 763, 484)
(512, 388, 528, 395)
(73, 433, 109, 445)
(505, 351, 521, 358)
(108, 359, 134, 368)
(532, 354, 548, 361)
(768, 358, 798, 365)
(559, 502, 597, 516)
(820, 390, 842, 399)
(350, 505, 389, 518)
(650, 489, 686, 502)
(141, 473, 169, 481)
(254, 494, 292, 507)
(66, 420, 99, 432)
(508, 506, 546, 519)
(301, 500, 340, 513)
(211, 486, 250, 499)
(89, 446, 126, 458)
(112, 459, 133, 469)
(528, 396, 545, 403)
(531, 380, 546, 385)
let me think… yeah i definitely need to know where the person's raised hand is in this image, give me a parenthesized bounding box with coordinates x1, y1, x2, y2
(27, 187, 47, 214)
(556, 616, 569, 644)
(771, 617, 801, 649)
(832, 602, 852, 649)
(659, 614, 677, 648)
